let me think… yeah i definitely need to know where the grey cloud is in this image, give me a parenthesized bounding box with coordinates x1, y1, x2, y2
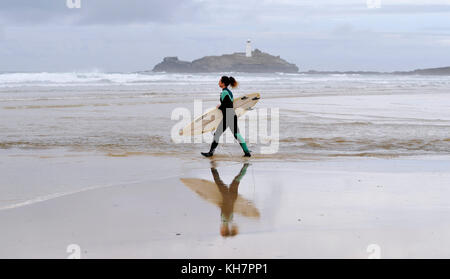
(1, 1, 449, 27)
(0, 1, 65, 24)
(364, 4, 450, 14)
(0, 0, 204, 25)
(76, 0, 204, 25)
(0, 0, 449, 72)
(0, 25, 4, 40)
(268, 4, 450, 18)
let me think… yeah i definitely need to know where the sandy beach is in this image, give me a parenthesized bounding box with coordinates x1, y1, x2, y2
(1, 148, 450, 258)
(1, 72, 449, 258)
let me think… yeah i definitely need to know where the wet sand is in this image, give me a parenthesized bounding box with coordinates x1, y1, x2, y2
(1, 150, 450, 258)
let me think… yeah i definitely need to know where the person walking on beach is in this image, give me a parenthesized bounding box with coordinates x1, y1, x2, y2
(201, 76, 251, 157)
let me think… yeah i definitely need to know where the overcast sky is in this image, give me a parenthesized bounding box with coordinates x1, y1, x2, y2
(0, 0, 449, 72)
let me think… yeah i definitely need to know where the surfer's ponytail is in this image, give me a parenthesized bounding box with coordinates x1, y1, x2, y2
(229, 76, 238, 88)
(221, 76, 239, 88)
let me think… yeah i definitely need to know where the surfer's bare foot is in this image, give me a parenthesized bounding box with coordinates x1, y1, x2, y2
(201, 152, 214, 157)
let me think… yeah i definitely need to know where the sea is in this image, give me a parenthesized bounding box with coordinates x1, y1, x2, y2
(1, 71, 449, 159)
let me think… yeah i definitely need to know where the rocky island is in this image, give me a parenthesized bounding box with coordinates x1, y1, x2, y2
(302, 66, 450, 76)
(392, 66, 450, 76)
(152, 49, 299, 73)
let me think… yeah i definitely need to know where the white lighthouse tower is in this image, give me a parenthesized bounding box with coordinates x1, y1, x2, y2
(245, 39, 252, 57)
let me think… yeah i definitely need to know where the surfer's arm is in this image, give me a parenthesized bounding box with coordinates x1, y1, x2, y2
(218, 94, 233, 111)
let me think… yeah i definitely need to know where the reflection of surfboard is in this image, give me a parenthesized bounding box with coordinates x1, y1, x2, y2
(179, 92, 261, 136)
(180, 178, 260, 218)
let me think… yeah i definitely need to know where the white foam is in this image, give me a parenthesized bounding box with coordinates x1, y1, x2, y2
(1, 72, 449, 88)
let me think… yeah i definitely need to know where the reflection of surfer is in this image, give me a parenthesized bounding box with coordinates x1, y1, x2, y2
(179, 162, 259, 238)
(201, 76, 251, 157)
(211, 162, 249, 237)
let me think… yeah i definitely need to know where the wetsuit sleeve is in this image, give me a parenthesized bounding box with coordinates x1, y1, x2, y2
(218, 94, 233, 112)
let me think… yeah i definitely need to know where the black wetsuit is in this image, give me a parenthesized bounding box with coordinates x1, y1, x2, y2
(212, 88, 249, 153)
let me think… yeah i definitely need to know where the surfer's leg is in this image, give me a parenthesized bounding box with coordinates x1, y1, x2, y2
(201, 119, 224, 157)
(230, 115, 251, 157)
(211, 167, 228, 192)
(230, 163, 249, 191)
(213, 118, 225, 144)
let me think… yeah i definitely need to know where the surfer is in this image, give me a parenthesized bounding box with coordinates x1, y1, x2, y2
(201, 76, 251, 157)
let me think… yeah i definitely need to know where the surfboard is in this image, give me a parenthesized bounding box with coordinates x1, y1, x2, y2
(180, 178, 260, 218)
(179, 92, 261, 136)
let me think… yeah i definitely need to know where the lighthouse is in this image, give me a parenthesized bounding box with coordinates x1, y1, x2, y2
(246, 39, 252, 57)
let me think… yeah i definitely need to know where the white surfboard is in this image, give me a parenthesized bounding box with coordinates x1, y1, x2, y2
(179, 92, 261, 136)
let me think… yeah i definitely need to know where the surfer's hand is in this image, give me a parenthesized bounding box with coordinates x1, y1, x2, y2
(216, 104, 220, 108)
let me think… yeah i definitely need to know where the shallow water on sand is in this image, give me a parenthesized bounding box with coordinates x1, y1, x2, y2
(1, 155, 450, 258)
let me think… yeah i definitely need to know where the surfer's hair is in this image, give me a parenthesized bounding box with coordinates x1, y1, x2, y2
(221, 76, 239, 88)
